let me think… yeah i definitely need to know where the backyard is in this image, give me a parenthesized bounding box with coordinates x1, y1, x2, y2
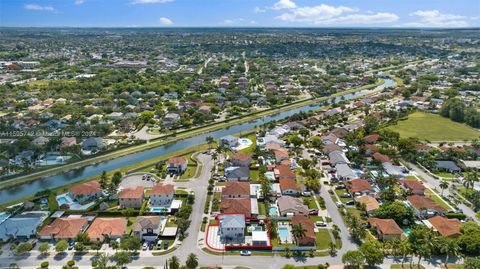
(385, 112, 479, 141)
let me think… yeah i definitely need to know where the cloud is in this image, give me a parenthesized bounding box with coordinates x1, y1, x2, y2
(272, 0, 296, 10)
(159, 17, 173, 25)
(275, 3, 398, 25)
(254, 7, 266, 13)
(74, 0, 85, 4)
(404, 10, 469, 27)
(222, 18, 256, 25)
(24, 4, 58, 13)
(130, 0, 173, 4)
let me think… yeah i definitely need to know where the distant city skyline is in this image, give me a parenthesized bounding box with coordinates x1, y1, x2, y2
(0, 0, 479, 28)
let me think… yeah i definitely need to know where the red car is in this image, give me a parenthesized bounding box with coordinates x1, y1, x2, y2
(308, 209, 319, 215)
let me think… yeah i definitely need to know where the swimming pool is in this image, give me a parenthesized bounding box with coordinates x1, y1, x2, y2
(402, 228, 411, 235)
(151, 207, 169, 213)
(57, 196, 69, 205)
(278, 227, 289, 242)
(269, 206, 279, 216)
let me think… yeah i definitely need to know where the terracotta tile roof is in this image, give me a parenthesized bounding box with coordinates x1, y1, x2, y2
(39, 217, 88, 239)
(231, 152, 252, 162)
(279, 178, 301, 192)
(274, 149, 289, 159)
(415, 144, 431, 151)
(400, 180, 426, 192)
(275, 165, 296, 180)
(345, 179, 373, 194)
(355, 196, 380, 212)
(69, 180, 101, 197)
(428, 216, 461, 238)
(280, 159, 292, 166)
(221, 198, 251, 214)
(368, 217, 403, 235)
(407, 195, 445, 212)
(222, 182, 250, 197)
(150, 183, 174, 196)
(291, 215, 315, 245)
(266, 143, 282, 151)
(118, 186, 144, 199)
(373, 152, 391, 163)
(364, 144, 379, 152)
(168, 157, 186, 165)
(364, 134, 380, 143)
(87, 218, 127, 239)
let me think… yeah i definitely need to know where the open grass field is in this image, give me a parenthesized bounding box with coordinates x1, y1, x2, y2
(385, 112, 479, 141)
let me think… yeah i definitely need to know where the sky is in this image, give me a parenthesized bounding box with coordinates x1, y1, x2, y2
(0, 0, 479, 28)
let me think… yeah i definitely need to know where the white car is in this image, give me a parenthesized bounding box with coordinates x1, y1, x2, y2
(142, 242, 148, 251)
(240, 250, 251, 256)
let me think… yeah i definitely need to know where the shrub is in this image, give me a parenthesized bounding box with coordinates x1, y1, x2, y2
(40, 261, 49, 268)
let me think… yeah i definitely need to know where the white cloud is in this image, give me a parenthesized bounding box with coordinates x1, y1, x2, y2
(254, 7, 266, 13)
(275, 3, 398, 25)
(24, 4, 57, 12)
(222, 18, 257, 25)
(272, 0, 296, 10)
(404, 10, 469, 27)
(74, 0, 85, 4)
(130, 0, 173, 4)
(159, 17, 173, 25)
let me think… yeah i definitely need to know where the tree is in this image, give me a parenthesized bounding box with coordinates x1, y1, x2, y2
(99, 170, 109, 190)
(375, 201, 415, 226)
(399, 237, 411, 268)
(38, 242, 50, 256)
(464, 257, 480, 269)
(463, 171, 479, 190)
(185, 253, 198, 269)
(91, 253, 109, 269)
(75, 231, 90, 244)
(112, 251, 132, 268)
(291, 223, 307, 245)
(74, 242, 85, 252)
(342, 250, 365, 269)
(329, 242, 337, 256)
(439, 180, 449, 196)
(206, 136, 214, 150)
(169, 255, 180, 269)
(360, 239, 384, 267)
(111, 171, 123, 187)
(439, 238, 460, 268)
(120, 236, 142, 251)
(14, 242, 32, 255)
(177, 218, 191, 239)
(55, 240, 68, 253)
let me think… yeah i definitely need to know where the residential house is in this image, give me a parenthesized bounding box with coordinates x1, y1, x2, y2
(364, 134, 380, 144)
(149, 183, 175, 208)
(230, 153, 252, 167)
(166, 157, 188, 175)
(368, 217, 403, 241)
(345, 179, 374, 196)
(87, 217, 127, 241)
(291, 215, 315, 246)
(218, 214, 245, 242)
(426, 216, 461, 238)
(400, 180, 426, 196)
(355, 196, 380, 215)
(435, 161, 461, 173)
(82, 137, 104, 151)
(221, 198, 252, 217)
(132, 216, 162, 242)
(329, 150, 350, 166)
(38, 217, 88, 240)
(277, 196, 309, 216)
(69, 180, 102, 203)
(372, 152, 391, 164)
(61, 137, 77, 149)
(336, 163, 356, 180)
(279, 179, 301, 196)
(221, 182, 250, 199)
(274, 149, 289, 163)
(225, 166, 250, 181)
(220, 135, 239, 149)
(407, 195, 446, 218)
(274, 165, 296, 181)
(0, 211, 49, 241)
(118, 186, 144, 209)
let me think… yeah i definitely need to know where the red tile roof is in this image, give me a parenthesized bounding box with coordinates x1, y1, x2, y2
(39, 217, 88, 239)
(168, 157, 186, 165)
(345, 179, 373, 194)
(368, 217, 403, 235)
(221, 198, 251, 214)
(291, 215, 315, 245)
(407, 195, 445, 212)
(150, 183, 174, 196)
(231, 152, 252, 162)
(87, 218, 127, 239)
(373, 152, 391, 163)
(428, 216, 461, 238)
(69, 180, 101, 197)
(364, 134, 380, 143)
(276, 165, 296, 180)
(279, 178, 301, 192)
(118, 186, 144, 199)
(400, 180, 426, 192)
(222, 182, 250, 197)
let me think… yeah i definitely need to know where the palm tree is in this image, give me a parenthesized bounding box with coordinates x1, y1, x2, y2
(206, 136, 214, 150)
(291, 223, 307, 246)
(463, 171, 479, 189)
(169, 255, 180, 269)
(398, 238, 411, 268)
(185, 253, 199, 269)
(441, 238, 460, 268)
(439, 180, 449, 196)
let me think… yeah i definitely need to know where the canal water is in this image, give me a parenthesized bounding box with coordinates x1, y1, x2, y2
(0, 79, 396, 204)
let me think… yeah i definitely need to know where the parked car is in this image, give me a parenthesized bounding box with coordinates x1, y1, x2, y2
(142, 242, 148, 251)
(240, 250, 251, 256)
(148, 243, 154, 250)
(336, 201, 343, 207)
(156, 240, 163, 249)
(302, 191, 312, 197)
(345, 200, 355, 206)
(335, 184, 346, 190)
(315, 221, 327, 227)
(163, 241, 168, 250)
(340, 193, 351, 198)
(308, 209, 319, 215)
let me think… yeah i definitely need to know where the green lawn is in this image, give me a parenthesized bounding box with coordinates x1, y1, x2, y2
(238, 133, 257, 154)
(315, 228, 333, 250)
(385, 112, 479, 141)
(425, 189, 453, 211)
(303, 197, 318, 210)
(258, 202, 267, 216)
